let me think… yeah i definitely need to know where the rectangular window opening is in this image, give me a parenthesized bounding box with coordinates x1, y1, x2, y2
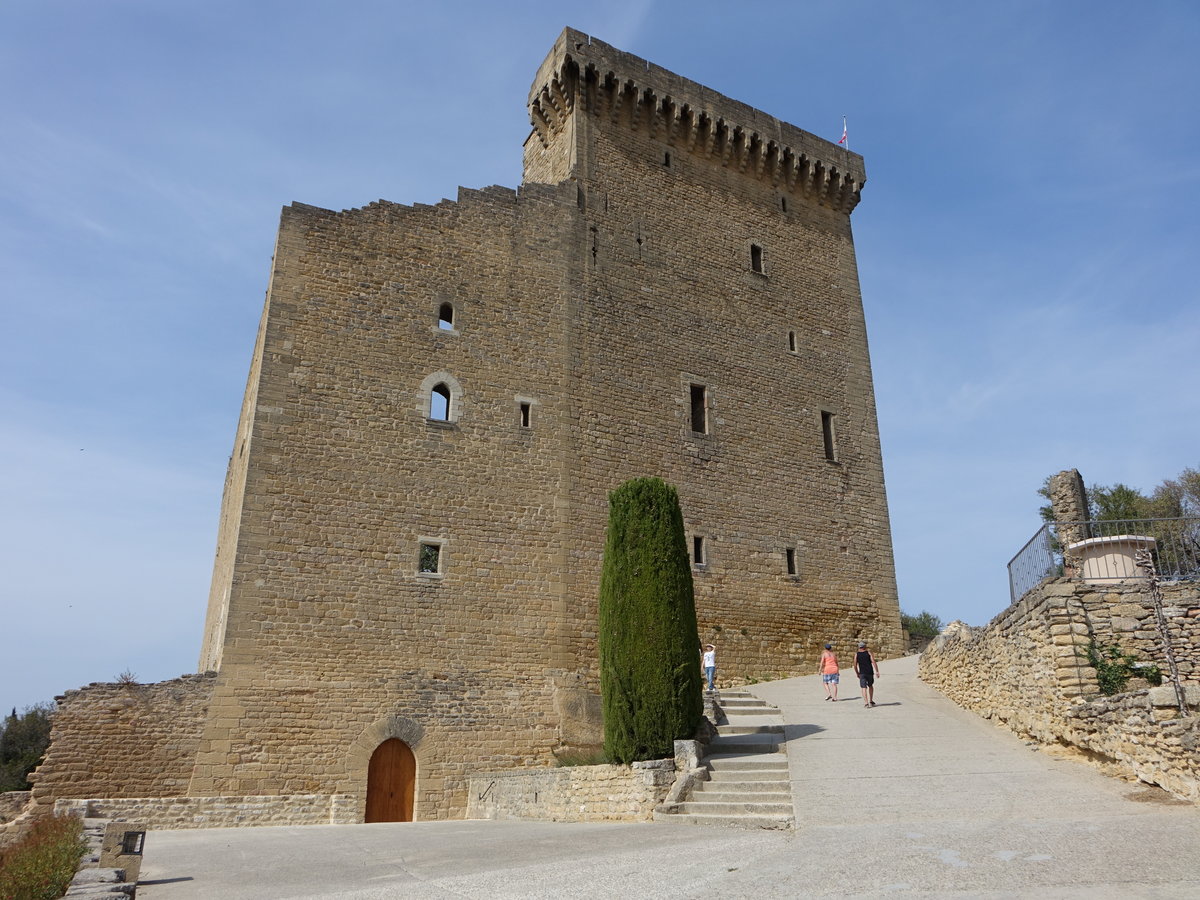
(663, 150, 672, 167)
(690, 383, 707, 434)
(418, 543, 442, 575)
(788, 331, 797, 352)
(785, 547, 797, 576)
(821, 411, 838, 462)
(693, 535, 705, 567)
(520, 402, 531, 428)
(750, 243, 764, 273)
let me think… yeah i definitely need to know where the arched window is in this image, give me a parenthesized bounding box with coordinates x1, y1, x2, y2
(437, 303, 454, 330)
(430, 383, 451, 421)
(419, 371, 462, 424)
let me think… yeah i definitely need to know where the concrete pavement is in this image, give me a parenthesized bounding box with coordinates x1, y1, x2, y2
(137, 655, 1200, 898)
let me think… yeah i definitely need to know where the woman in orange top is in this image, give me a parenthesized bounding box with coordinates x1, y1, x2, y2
(818, 643, 839, 701)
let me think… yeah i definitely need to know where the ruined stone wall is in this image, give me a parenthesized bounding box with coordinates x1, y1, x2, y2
(0, 791, 29, 824)
(920, 578, 1200, 801)
(466, 760, 674, 822)
(30, 674, 215, 807)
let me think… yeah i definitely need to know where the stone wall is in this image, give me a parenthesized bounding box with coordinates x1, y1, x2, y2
(0, 791, 29, 824)
(54, 794, 359, 830)
(466, 760, 675, 822)
(31, 674, 215, 807)
(920, 577, 1200, 801)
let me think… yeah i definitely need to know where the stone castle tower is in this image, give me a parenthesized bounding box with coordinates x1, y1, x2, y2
(32, 28, 900, 825)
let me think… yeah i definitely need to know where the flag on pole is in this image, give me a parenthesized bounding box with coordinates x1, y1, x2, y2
(837, 116, 848, 147)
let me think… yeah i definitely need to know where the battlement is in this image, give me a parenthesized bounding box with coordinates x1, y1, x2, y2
(529, 27, 864, 213)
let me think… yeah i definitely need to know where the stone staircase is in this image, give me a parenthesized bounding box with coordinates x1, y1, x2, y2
(657, 689, 793, 829)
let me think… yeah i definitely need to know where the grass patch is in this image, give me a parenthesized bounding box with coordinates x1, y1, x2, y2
(0, 812, 88, 900)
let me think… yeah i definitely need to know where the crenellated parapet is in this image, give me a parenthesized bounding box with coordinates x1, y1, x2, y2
(529, 27, 865, 214)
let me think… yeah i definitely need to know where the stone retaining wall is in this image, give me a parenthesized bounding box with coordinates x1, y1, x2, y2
(53, 794, 359, 830)
(920, 577, 1200, 801)
(466, 760, 675, 822)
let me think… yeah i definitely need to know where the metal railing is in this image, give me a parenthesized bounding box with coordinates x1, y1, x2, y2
(1007, 516, 1200, 603)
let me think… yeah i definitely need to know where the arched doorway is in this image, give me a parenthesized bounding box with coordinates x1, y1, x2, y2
(365, 738, 416, 822)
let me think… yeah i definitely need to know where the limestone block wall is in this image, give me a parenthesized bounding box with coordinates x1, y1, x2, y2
(465, 759, 675, 822)
(920, 577, 1200, 801)
(56, 794, 359, 830)
(30, 674, 215, 807)
(0, 791, 29, 823)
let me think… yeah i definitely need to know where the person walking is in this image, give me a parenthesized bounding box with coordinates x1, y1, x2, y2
(701, 644, 716, 692)
(818, 643, 840, 701)
(854, 640, 880, 707)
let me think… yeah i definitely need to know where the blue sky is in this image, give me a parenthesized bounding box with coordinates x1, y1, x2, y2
(3, 1, 1198, 714)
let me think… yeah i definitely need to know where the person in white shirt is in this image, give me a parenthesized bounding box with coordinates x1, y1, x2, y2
(701, 644, 716, 692)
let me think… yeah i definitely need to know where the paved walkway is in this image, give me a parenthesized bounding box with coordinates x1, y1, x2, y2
(138, 656, 1200, 898)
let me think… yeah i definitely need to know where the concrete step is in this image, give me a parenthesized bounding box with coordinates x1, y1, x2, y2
(654, 811, 793, 830)
(695, 780, 791, 794)
(708, 734, 783, 754)
(719, 696, 774, 707)
(705, 752, 789, 771)
(675, 799, 793, 815)
(717, 723, 784, 735)
(690, 790, 792, 804)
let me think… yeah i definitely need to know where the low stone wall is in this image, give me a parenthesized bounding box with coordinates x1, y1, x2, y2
(466, 760, 675, 822)
(53, 794, 359, 830)
(920, 577, 1200, 801)
(32, 673, 216, 807)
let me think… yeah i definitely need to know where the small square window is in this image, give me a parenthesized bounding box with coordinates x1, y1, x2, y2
(418, 542, 442, 575)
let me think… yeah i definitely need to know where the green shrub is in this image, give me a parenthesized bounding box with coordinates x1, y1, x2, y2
(598, 477, 703, 764)
(901, 610, 944, 639)
(1086, 641, 1162, 695)
(0, 813, 88, 900)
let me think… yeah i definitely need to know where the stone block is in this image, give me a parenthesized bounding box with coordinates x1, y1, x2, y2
(1148, 683, 1200, 708)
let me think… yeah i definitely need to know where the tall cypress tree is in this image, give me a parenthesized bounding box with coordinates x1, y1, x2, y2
(598, 477, 703, 763)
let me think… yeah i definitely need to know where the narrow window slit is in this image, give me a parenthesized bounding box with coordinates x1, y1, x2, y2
(821, 411, 838, 461)
(690, 384, 707, 434)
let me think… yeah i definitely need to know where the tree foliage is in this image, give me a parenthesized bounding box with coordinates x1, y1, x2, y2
(1039, 466, 1200, 523)
(900, 610, 944, 639)
(598, 477, 703, 764)
(0, 704, 53, 792)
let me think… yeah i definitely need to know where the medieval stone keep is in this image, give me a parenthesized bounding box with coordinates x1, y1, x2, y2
(31, 27, 901, 826)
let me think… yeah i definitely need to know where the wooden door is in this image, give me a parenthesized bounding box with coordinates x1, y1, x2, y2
(365, 738, 415, 822)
